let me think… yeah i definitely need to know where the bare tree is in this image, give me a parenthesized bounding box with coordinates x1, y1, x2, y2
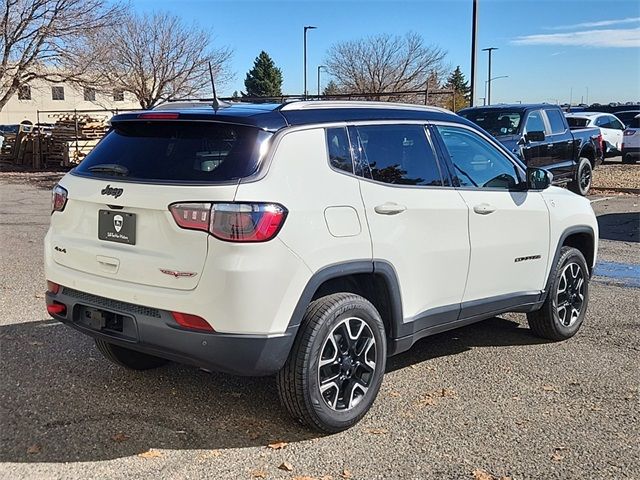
(82, 12, 233, 109)
(0, 0, 121, 111)
(325, 32, 448, 102)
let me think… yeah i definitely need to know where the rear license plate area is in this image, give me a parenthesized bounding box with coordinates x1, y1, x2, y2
(98, 210, 136, 245)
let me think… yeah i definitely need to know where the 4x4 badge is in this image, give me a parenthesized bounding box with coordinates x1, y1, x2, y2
(101, 185, 123, 198)
(160, 269, 197, 278)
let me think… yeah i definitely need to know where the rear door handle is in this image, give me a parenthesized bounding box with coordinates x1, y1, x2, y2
(374, 202, 407, 215)
(473, 203, 496, 215)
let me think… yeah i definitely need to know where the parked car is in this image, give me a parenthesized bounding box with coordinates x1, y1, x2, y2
(458, 104, 602, 195)
(614, 110, 640, 128)
(622, 114, 640, 163)
(565, 112, 625, 157)
(45, 101, 598, 432)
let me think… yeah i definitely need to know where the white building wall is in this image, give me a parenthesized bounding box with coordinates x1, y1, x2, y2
(0, 80, 140, 125)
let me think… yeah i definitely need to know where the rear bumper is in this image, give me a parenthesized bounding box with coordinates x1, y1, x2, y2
(622, 146, 640, 157)
(46, 288, 296, 376)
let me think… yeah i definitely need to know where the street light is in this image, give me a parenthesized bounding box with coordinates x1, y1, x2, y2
(317, 65, 327, 98)
(482, 47, 498, 105)
(484, 75, 508, 105)
(303, 26, 317, 99)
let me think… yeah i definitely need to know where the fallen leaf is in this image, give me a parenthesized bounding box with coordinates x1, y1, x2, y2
(267, 441, 288, 450)
(366, 428, 388, 435)
(440, 388, 455, 397)
(138, 449, 163, 459)
(199, 449, 222, 459)
(279, 461, 294, 472)
(472, 469, 495, 480)
(251, 469, 267, 478)
(28, 340, 44, 346)
(551, 452, 565, 462)
(388, 391, 401, 397)
(26, 444, 41, 454)
(111, 432, 129, 443)
(341, 469, 353, 479)
(410, 364, 419, 369)
(34, 293, 44, 299)
(542, 385, 559, 393)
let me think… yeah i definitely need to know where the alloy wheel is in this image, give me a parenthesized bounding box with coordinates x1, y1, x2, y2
(318, 317, 376, 411)
(555, 262, 585, 327)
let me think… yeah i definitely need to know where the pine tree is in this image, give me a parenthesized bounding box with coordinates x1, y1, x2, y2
(322, 80, 341, 97)
(446, 66, 470, 111)
(244, 51, 283, 97)
(232, 90, 240, 99)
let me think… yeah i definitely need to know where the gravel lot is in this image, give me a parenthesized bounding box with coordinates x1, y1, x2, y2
(0, 173, 638, 480)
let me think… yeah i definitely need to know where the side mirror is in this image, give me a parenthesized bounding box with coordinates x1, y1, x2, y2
(526, 167, 552, 190)
(525, 130, 545, 142)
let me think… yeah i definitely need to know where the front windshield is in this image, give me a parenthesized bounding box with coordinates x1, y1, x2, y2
(459, 110, 523, 137)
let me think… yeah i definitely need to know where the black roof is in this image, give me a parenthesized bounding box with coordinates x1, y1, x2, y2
(109, 101, 467, 132)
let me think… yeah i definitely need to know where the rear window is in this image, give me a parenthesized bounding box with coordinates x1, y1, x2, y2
(566, 117, 589, 128)
(628, 117, 640, 128)
(75, 122, 271, 183)
(458, 110, 523, 137)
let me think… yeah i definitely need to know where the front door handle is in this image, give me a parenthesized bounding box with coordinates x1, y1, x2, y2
(374, 202, 407, 215)
(473, 203, 496, 215)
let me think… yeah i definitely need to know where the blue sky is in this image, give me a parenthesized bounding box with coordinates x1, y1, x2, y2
(132, 0, 640, 104)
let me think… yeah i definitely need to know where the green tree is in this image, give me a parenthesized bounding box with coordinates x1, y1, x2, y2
(446, 66, 470, 111)
(322, 80, 341, 97)
(244, 51, 283, 97)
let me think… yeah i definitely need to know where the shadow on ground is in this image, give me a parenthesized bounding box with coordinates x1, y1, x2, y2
(597, 212, 639, 243)
(0, 316, 544, 463)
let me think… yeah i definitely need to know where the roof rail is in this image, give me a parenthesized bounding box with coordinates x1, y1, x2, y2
(279, 100, 450, 114)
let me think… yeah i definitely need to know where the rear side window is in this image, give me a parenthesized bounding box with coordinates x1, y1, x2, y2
(75, 122, 271, 183)
(545, 109, 567, 134)
(355, 124, 443, 186)
(326, 127, 353, 174)
(567, 117, 589, 128)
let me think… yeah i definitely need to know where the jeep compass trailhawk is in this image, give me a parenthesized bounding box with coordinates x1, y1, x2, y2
(45, 101, 598, 432)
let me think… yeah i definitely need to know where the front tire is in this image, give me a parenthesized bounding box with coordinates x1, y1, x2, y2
(569, 157, 593, 196)
(277, 293, 387, 433)
(527, 246, 590, 341)
(95, 339, 169, 370)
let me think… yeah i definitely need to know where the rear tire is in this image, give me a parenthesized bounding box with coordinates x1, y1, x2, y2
(95, 339, 169, 370)
(622, 151, 636, 164)
(569, 157, 592, 196)
(527, 246, 589, 341)
(276, 293, 386, 433)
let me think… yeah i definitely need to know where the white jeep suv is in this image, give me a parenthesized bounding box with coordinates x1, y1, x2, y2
(45, 101, 598, 432)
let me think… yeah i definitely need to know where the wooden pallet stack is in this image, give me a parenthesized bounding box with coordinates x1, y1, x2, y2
(1, 114, 109, 169)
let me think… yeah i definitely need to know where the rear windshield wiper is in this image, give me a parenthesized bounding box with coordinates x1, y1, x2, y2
(87, 164, 129, 176)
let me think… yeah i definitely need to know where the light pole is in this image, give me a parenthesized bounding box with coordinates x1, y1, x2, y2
(484, 75, 508, 105)
(469, 0, 478, 106)
(303, 26, 317, 99)
(482, 47, 498, 105)
(317, 65, 326, 98)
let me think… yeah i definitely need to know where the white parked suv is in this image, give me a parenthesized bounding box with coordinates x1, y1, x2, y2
(45, 101, 598, 432)
(622, 114, 640, 163)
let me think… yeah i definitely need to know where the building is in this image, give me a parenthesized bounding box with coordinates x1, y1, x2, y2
(0, 79, 139, 125)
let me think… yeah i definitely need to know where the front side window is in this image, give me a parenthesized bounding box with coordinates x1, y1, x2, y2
(524, 110, 546, 134)
(355, 124, 442, 186)
(326, 127, 353, 174)
(436, 125, 521, 190)
(545, 109, 567, 134)
(51, 86, 64, 101)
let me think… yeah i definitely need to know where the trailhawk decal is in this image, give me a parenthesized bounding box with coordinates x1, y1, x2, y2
(159, 269, 198, 278)
(514, 255, 542, 263)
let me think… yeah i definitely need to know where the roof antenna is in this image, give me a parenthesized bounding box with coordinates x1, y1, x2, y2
(209, 62, 229, 110)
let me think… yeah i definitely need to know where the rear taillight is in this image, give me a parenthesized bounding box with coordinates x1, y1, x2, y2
(171, 312, 214, 332)
(138, 112, 180, 120)
(51, 185, 68, 213)
(169, 202, 287, 242)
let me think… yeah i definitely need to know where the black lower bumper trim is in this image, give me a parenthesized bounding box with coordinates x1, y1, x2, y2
(46, 290, 296, 376)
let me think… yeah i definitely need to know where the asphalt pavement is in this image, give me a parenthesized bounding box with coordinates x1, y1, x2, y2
(0, 176, 638, 480)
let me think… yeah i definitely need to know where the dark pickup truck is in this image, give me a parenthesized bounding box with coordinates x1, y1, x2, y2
(458, 104, 603, 195)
